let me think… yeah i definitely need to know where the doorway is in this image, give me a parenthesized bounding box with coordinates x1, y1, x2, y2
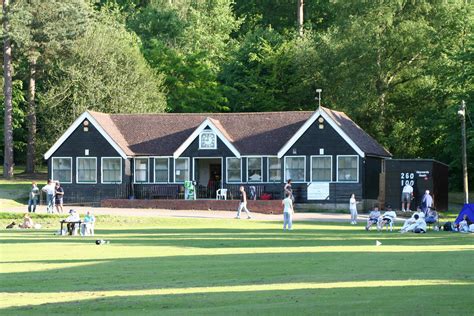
(193, 158, 222, 199)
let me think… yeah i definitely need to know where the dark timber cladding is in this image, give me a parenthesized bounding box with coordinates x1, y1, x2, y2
(384, 159, 448, 211)
(44, 107, 394, 207)
(46, 120, 128, 204)
(287, 113, 363, 202)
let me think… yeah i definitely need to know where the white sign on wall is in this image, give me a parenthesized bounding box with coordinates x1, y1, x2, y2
(307, 182, 330, 200)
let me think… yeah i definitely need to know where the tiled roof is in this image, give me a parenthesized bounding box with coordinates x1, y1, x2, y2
(321, 108, 391, 157)
(88, 107, 391, 157)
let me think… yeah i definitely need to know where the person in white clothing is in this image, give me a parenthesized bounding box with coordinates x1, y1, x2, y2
(282, 193, 294, 230)
(42, 180, 56, 214)
(400, 214, 427, 233)
(401, 183, 414, 212)
(349, 193, 358, 224)
(400, 207, 425, 232)
(377, 209, 397, 231)
(235, 186, 251, 219)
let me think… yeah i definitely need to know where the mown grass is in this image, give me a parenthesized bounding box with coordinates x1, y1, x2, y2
(0, 216, 472, 315)
(0, 167, 48, 208)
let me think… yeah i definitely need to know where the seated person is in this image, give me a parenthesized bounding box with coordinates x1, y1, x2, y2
(425, 209, 438, 225)
(64, 209, 80, 235)
(377, 209, 397, 231)
(458, 214, 473, 233)
(18, 213, 34, 229)
(365, 206, 380, 231)
(400, 214, 427, 233)
(81, 211, 95, 236)
(400, 207, 425, 232)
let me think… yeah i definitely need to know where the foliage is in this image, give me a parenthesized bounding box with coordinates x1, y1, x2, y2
(1, 0, 472, 187)
(128, 0, 241, 112)
(41, 9, 167, 140)
(0, 80, 27, 163)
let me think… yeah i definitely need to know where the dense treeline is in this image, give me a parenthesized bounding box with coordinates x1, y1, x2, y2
(1, 0, 473, 189)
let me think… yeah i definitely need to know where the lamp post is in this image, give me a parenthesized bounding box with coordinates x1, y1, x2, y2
(315, 89, 322, 108)
(458, 100, 469, 204)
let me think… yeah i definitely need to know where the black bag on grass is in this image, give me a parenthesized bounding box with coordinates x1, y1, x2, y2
(443, 222, 453, 232)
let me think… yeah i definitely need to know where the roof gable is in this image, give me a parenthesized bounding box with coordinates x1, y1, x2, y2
(173, 118, 241, 158)
(277, 107, 391, 158)
(44, 111, 128, 160)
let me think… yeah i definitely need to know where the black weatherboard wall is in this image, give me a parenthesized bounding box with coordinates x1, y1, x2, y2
(47, 120, 128, 204)
(384, 159, 448, 211)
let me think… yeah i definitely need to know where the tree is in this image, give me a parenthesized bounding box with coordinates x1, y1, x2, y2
(2, 0, 14, 178)
(220, 27, 320, 112)
(128, 0, 241, 112)
(9, 0, 92, 173)
(40, 11, 167, 140)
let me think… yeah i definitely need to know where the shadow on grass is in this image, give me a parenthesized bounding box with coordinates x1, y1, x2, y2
(1, 278, 473, 315)
(1, 226, 473, 248)
(1, 248, 473, 295)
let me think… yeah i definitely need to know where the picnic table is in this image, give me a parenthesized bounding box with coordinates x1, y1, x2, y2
(60, 220, 82, 235)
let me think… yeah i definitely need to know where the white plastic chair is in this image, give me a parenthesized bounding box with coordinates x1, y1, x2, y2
(377, 217, 394, 231)
(216, 189, 227, 200)
(81, 222, 95, 236)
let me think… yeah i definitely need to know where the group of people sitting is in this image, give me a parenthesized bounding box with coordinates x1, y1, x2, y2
(6, 213, 41, 229)
(62, 209, 95, 236)
(365, 206, 397, 231)
(365, 205, 438, 233)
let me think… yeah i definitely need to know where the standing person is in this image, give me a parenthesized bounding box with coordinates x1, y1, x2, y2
(27, 182, 40, 213)
(235, 186, 252, 219)
(42, 180, 56, 214)
(284, 179, 294, 201)
(282, 192, 294, 230)
(55, 182, 64, 214)
(401, 183, 414, 212)
(349, 193, 358, 224)
(421, 190, 433, 216)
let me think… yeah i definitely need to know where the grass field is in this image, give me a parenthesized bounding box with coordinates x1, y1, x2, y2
(1, 215, 473, 315)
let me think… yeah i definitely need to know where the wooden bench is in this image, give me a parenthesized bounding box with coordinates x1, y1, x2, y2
(150, 185, 179, 199)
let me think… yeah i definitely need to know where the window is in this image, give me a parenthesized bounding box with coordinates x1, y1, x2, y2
(337, 155, 358, 182)
(285, 156, 305, 182)
(77, 157, 97, 183)
(102, 157, 122, 183)
(268, 157, 281, 182)
(199, 131, 217, 149)
(134, 158, 149, 183)
(154, 158, 169, 183)
(226, 157, 241, 182)
(52, 157, 72, 183)
(174, 158, 189, 182)
(247, 157, 262, 182)
(311, 156, 332, 182)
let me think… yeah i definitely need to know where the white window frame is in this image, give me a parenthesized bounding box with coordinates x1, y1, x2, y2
(226, 157, 242, 183)
(246, 157, 263, 183)
(101, 157, 122, 184)
(134, 157, 149, 183)
(310, 155, 333, 182)
(51, 157, 72, 184)
(284, 156, 306, 183)
(76, 157, 97, 184)
(267, 156, 281, 183)
(174, 157, 190, 183)
(336, 155, 359, 183)
(153, 157, 170, 183)
(199, 130, 217, 150)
